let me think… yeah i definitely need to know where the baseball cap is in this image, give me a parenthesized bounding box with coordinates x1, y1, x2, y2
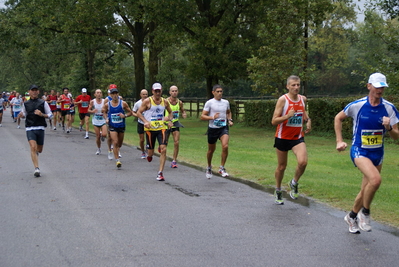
(110, 88, 118, 94)
(82, 88, 87, 93)
(29, 84, 39, 90)
(368, 73, 388, 88)
(152, 83, 162, 90)
(109, 84, 117, 89)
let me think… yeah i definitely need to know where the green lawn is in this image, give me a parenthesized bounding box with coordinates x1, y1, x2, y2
(76, 116, 399, 228)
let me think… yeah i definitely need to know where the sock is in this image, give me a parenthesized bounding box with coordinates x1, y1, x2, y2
(362, 208, 370, 215)
(349, 210, 357, 219)
(276, 188, 281, 192)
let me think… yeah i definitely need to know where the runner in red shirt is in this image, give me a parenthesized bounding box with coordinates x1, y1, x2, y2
(75, 88, 92, 139)
(46, 89, 58, 130)
(58, 87, 73, 133)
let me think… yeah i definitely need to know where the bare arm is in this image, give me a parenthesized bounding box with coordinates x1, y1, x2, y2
(334, 111, 348, 151)
(271, 96, 295, 126)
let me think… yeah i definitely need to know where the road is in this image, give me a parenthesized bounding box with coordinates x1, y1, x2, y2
(1, 115, 398, 267)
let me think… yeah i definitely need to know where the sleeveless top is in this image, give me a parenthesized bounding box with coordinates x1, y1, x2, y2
(92, 98, 106, 126)
(275, 94, 306, 140)
(143, 97, 167, 131)
(48, 95, 58, 111)
(165, 99, 180, 125)
(108, 99, 125, 128)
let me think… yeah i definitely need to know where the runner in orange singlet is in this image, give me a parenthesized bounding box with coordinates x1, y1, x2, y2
(271, 75, 311, 205)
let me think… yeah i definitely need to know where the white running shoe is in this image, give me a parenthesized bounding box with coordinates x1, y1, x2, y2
(95, 148, 101, 155)
(218, 166, 229, 177)
(34, 168, 41, 178)
(17, 125, 20, 129)
(357, 211, 372, 232)
(344, 213, 360, 234)
(118, 152, 122, 158)
(108, 151, 114, 160)
(206, 167, 212, 179)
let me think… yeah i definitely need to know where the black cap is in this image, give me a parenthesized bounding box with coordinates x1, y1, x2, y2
(29, 84, 39, 90)
(110, 88, 118, 93)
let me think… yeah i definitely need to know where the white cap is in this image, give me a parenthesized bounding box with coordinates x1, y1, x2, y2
(368, 73, 388, 88)
(82, 88, 87, 93)
(152, 83, 162, 90)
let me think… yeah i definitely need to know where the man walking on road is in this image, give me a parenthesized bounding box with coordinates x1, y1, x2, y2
(137, 83, 174, 181)
(335, 72, 399, 234)
(132, 89, 149, 159)
(17, 84, 53, 177)
(165, 85, 187, 168)
(271, 75, 311, 205)
(200, 84, 234, 179)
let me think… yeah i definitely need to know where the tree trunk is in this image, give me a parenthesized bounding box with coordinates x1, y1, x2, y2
(148, 22, 160, 88)
(133, 22, 146, 100)
(87, 48, 96, 92)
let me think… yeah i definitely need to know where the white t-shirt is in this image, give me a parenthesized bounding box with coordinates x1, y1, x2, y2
(133, 99, 145, 124)
(203, 98, 230, 128)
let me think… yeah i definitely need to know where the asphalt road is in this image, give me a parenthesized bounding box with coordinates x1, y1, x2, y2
(1, 114, 399, 267)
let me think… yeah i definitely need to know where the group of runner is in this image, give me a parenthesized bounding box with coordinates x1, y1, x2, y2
(5, 72, 397, 235)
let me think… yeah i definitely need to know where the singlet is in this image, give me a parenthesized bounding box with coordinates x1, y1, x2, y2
(0, 98, 4, 110)
(48, 95, 58, 111)
(275, 94, 306, 140)
(92, 98, 106, 126)
(165, 98, 180, 126)
(107, 99, 125, 128)
(344, 96, 399, 150)
(143, 97, 167, 131)
(60, 95, 71, 111)
(133, 99, 146, 124)
(203, 98, 230, 129)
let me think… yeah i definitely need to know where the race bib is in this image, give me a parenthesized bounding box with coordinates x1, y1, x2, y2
(111, 113, 122, 124)
(286, 112, 303, 127)
(361, 129, 383, 149)
(82, 101, 89, 108)
(50, 100, 56, 106)
(172, 111, 179, 120)
(14, 104, 20, 109)
(64, 104, 70, 109)
(213, 118, 226, 127)
(94, 113, 104, 120)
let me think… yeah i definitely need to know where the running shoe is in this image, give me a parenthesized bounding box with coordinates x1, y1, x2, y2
(357, 210, 372, 232)
(141, 152, 146, 159)
(156, 172, 165, 181)
(344, 213, 360, 234)
(274, 190, 284, 205)
(101, 136, 105, 142)
(95, 148, 101, 155)
(206, 167, 212, 179)
(66, 129, 70, 133)
(0, 124, 2, 127)
(118, 152, 122, 158)
(147, 156, 153, 162)
(79, 125, 83, 131)
(108, 151, 114, 160)
(171, 161, 178, 168)
(288, 179, 299, 199)
(85, 135, 89, 139)
(218, 166, 229, 177)
(53, 127, 56, 130)
(17, 125, 20, 129)
(116, 160, 122, 168)
(34, 168, 41, 178)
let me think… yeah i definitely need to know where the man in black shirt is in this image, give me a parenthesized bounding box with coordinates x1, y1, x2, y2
(18, 85, 53, 177)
